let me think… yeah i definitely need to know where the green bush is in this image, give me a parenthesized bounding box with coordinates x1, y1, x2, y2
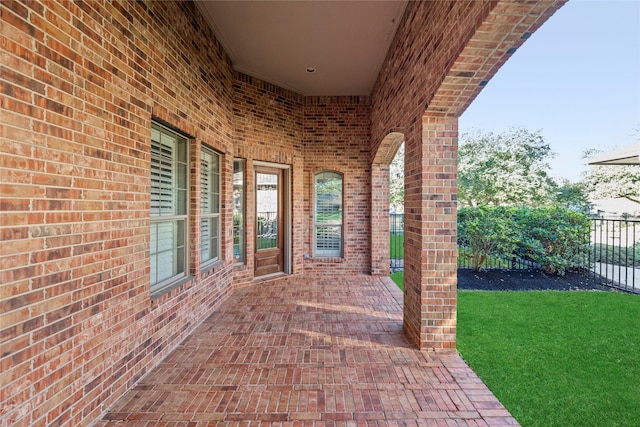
(514, 207, 590, 275)
(457, 206, 591, 275)
(457, 206, 520, 271)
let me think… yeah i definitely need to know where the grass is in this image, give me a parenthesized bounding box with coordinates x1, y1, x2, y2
(390, 271, 403, 289)
(390, 272, 640, 427)
(390, 234, 404, 259)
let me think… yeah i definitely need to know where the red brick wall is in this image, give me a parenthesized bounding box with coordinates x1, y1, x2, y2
(231, 73, 305, 284)
(370, 0, 564, 348)
(303, 96, 372, 274)
(369, 1, 490, 348)
(1, 2, 378, 424)
(232, 79, 374, 280)
(370, 1, 490, 153)
(1, 1, 237, 425)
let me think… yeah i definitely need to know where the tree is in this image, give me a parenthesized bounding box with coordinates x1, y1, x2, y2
(458, 128, 558, 207)
(389, 142, 404, 211)
(581, 148, 640, 205)
(555, 178, 590, 211)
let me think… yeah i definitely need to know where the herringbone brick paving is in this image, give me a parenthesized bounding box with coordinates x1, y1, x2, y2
(99, 275, 518, 426)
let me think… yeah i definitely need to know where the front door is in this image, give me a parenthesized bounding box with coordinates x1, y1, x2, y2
(255, 167, 284, 276)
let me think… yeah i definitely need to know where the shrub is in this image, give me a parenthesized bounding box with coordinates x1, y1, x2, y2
(513, 206, 590, 275)
(457, 206, 591, 275)
(457, 206, 520, 271)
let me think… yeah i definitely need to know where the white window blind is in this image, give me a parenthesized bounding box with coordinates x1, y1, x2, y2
(314, 172, 343, 257)
(150, 123, 188, 293)
(233, 159, 245, 263)
(200, 148, 220, 264)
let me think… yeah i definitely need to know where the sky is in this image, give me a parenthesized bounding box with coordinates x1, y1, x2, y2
(459, 0, 640, 182)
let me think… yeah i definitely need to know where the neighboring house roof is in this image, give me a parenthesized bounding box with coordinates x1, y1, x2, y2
(588, 142, 640, 165)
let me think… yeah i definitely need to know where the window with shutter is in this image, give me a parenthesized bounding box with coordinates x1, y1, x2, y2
(233, 159, 245, 263)
(314, 172, 343, 257)
(201, 148, 220, 265)
(150, 123, 188, 294)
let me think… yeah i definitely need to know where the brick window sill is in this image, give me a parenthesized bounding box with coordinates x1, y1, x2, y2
(151, 276, 194, 308)
(309, 257, 343, 263)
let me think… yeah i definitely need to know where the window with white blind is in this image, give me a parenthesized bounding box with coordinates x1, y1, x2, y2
(200, 147, 220, 265)
(150, 122, 188, 295)
(314, 171, 343, 257)
(233, 159, 245, 263)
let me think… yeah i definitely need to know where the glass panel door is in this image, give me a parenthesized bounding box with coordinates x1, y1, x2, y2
(256, 172, 278, 249)
(255, 167, 284, 276)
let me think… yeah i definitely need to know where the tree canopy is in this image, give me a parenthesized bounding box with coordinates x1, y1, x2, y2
(581, 149, 640, 205)
(389, 142, 404, 211)
(458, 128, 558, 207)
(387, 128, 639, 213)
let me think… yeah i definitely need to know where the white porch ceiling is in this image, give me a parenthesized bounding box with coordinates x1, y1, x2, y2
(195, 1, 408, 96)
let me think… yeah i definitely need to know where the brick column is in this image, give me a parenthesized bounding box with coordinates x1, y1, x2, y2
(370, 164, 390, 275)
(403, 115, 458, 349)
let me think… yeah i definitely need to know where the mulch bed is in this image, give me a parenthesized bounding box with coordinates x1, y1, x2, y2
(457, 269, 612, 291)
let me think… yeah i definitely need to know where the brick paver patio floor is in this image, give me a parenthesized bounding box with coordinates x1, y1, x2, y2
(99, 275, 518, 426)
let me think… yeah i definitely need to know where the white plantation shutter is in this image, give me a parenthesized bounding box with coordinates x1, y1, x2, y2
(314, 172, 343, 257)
(233, 159, 245, 263)
(150, 123, 188, 293)
(315, 226, 342, 253)
(201, 148, 220, 264)
(151, 128, 173, 216)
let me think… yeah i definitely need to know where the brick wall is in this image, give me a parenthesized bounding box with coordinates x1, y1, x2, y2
(1, 0, 564, 423)
(1, 2, 379, 424)
(231, 73, 305, 283)
(303, 96, 372, 274)
(369, 0, 565, 348)
(367, 1, 491, 348)
(231, 76, 374, 281)
(1, 1, 237, 425)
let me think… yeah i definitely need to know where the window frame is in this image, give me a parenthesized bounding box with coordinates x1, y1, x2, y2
(313, 171, 344, 258)
(200, 146, 222, 268)
(150, 122, 189, 296)
(233, 158, 246, 264)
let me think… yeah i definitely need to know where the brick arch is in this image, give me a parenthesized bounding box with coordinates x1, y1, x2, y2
(372, 130, 405, 166)
(427, 0, 568, 118)
(402, 0, 567, 348)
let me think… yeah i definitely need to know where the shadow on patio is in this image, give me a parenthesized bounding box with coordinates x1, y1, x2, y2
(99, 275, 517, 426)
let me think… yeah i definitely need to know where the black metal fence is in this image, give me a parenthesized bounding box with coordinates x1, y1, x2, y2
(390, 213, 404, 271)
(589, 218, 639, 293)
(389, 213, 640, 293)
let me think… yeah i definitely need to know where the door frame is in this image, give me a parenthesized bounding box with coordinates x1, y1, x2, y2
(253, 161, 291, 276)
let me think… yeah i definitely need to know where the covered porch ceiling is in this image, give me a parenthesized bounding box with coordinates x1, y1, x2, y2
(195, 1, 567, 119)
(195, 1, 408, 96)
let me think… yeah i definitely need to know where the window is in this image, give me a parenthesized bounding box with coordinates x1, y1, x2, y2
(201, 147, 220, 265)
(233, 159, 245, 263)
(150, 122, 188, 294)
(314, 171, 343, 257)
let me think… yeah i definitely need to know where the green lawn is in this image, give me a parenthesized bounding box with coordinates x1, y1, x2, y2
(390, 234, 404, 258)
(390, 271, 404, 289)
(390, 273, 640, 427)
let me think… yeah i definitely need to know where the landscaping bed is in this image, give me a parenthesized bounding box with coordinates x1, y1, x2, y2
(457, 268, 611, 291)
